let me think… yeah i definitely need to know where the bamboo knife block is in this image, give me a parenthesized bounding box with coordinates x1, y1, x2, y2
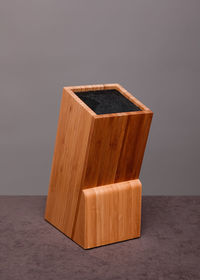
(45, 84, 153, 249)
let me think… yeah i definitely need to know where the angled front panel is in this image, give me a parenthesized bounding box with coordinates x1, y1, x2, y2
(83, 111, 152, 188)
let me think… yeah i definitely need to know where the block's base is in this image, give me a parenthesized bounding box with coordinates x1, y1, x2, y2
(72, 179, 142, 249)
(45, 179, 142, 249)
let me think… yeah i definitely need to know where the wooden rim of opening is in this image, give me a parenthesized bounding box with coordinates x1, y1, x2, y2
(63, 83, 153, 119)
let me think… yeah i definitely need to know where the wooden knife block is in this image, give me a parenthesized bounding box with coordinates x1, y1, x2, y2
(45, 84, 153, 249)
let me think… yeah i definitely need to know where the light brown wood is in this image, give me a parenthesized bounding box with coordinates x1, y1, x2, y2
(83, 110, 152, 187)
(73, 179, 142, 249)
(45, 84, 153, 249)
(45, 88, 94, 237)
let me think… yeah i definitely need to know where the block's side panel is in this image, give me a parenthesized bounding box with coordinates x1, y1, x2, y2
(83, 115, 128, 188)
(74, 180, 142, 249)
(115, 112, 153, 182)
(45, 88, 93, 237)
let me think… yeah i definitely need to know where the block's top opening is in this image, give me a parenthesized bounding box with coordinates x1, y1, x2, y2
(74, 89, 142, 115)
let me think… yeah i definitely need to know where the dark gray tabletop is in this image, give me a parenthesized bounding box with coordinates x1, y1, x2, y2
(0, 196, 199, 280)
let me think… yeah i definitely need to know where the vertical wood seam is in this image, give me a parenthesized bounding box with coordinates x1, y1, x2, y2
(114, 116, 130, 182)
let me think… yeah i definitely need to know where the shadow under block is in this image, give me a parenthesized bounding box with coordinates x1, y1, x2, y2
(45, 84, 153, 249)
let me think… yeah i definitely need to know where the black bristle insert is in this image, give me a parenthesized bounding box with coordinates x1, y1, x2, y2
(74, 89, 141, 115)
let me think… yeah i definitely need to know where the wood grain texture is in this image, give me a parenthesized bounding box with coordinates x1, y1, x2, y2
(45, 88, 94, 237)
(83, 111, 152, 188)
(73, 179, 142, 249)
(45, 84, 153, 248)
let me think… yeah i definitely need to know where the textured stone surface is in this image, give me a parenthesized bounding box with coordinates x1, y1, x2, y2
(0, 196, 199, 280)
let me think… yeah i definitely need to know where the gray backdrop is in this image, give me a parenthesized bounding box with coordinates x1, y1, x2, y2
(0, 0, 200, 195)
